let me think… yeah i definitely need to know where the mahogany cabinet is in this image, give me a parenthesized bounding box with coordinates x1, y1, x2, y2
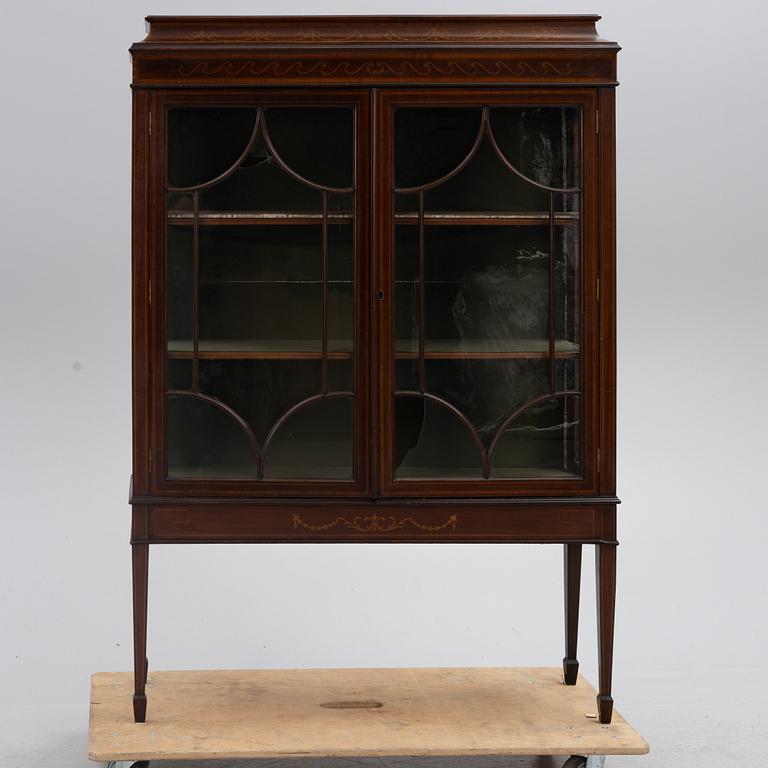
(129, 15, 621, 724)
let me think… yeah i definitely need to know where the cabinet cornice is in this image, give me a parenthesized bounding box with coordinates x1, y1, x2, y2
(134, 15, 618, 48)
(130, 15, 619, 87)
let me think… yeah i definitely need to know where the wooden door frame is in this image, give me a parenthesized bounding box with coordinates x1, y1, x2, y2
(143, 88, 372, 498)
(373, 87, 601, 498)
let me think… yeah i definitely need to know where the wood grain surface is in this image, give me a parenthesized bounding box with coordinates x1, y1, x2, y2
(89, 667, 648, 761)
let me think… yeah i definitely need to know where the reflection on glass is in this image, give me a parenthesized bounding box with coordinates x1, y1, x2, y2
(488, 107, 580, 189)
(395, 397, 482, 479)
(165, 106, 355, 481)
(490, 394, 581, 478)
(393, 105, 582, 480)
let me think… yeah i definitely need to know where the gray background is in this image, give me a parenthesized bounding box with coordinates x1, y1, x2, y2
(1, 1, 766, 766)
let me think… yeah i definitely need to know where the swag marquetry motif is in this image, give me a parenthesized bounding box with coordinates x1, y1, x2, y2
(291, 512, 459, 533)
(129, 14, 621, 727)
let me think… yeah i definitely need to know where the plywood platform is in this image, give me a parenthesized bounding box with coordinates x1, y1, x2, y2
(88, 667, 649, 762)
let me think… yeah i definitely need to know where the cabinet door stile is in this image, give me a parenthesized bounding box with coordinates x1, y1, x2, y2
(354, 89, 372, 494)
(131, 87, 152, 496)
(597, 87, 617, 494)
(148, 88, 167, 497)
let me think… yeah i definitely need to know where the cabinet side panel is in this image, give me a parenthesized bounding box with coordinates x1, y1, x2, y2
(132, 89, 151, 495)
(598, 88, 617, 493)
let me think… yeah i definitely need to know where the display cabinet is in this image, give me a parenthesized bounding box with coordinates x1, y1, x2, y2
(129, 15, 620, 724)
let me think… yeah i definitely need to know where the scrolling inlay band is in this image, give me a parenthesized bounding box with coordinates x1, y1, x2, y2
(292, 513, 458, 533)
(177, 60, 573, 77)
(184, 28, 565, 43)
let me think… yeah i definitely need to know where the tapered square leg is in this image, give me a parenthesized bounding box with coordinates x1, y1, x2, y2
(596, 542, 616, 723)
(132, 543, 149, 723)
(563, 543, 582, 685)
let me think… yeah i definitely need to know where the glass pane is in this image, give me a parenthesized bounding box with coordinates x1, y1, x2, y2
(488, 106, 580, 189)
(190, 360, 320, 440)
(395, 108, 482, 190)
(264, 107, 354, 190)
(490, 393, 581, 478)
(166, 393, 258, 479)
(166, 207, 193, 342)
(395, 397, 482, 479)
(423, 140, 549, 212)
(165, 105, 356, 481)
(198, 226, 323, 351)
(392, 105, 582, 480)
(199, 148, 321, 214)
(263, 397, 354, 479)
(328, 220, 355, 352)
(167, 108, 258, 189)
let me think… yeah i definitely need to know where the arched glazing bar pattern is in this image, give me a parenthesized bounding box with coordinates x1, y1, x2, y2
(167, 109, 353, 195)
(394, 107, 581, 195)
(393, 104, 582, 480)
(167, 112, 263, 195)
(165, 106, 355, 480)
(166, 390, 263, 466)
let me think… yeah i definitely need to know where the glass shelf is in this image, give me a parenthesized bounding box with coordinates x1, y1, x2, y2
(167, 210, 578, 227)
(168, 211, 354, 226)
(395, 338, 579, 359)
(167, 464, 353, 480)
(395, 466, 579, 479)
(200, 280, 354, 285)
(167, 338, 578, 361)
(394, 211, 579, 226)
(167, 339, 353, 360)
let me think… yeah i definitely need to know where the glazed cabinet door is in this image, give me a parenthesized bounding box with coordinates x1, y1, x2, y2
(376, 90, 599, 496)
(150, 91, 369, 496)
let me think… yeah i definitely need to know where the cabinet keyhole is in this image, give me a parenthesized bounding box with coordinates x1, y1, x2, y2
(376, 290, 384, 300)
